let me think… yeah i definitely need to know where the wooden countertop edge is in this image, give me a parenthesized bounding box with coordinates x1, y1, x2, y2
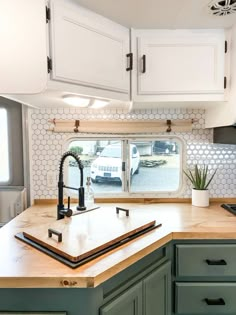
(0, 277, 93, 289)
(2, 230, 236, 289)
(34, 198, 236, 205)
(0, 233, 173, 289)
(172, 231, 236, 239)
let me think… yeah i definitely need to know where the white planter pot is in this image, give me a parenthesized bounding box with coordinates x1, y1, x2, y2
(192, 189, 209, 207)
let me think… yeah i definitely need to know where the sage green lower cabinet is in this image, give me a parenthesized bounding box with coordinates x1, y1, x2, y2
(176, 282, 236, 314)
(144, 262, 171, 315)
(174, 241, 236, 315)
(100, 261, 171, 315)
(100, 282, 143, 315)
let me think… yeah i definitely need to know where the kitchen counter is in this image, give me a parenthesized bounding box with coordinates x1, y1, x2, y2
(1, 202, 236, 288)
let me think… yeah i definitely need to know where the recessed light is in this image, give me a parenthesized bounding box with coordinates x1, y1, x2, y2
(90, 99, 109, 109)
(63, 95, 90, 107)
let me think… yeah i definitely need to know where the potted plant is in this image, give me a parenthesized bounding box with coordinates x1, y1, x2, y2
(184, 164, 217, 207)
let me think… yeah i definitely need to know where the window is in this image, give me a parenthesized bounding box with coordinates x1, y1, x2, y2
(66, 137, 183, 196)
(0, 108, 10, 183)
(0, 97, 24, 187)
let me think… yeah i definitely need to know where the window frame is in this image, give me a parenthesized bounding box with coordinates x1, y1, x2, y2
(0, 106, 12, 185)
(0, 97, 24, 188)
(63, 134, 185, 198)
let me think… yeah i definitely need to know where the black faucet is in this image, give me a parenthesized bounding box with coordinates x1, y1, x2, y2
(57, 151, 86, 220)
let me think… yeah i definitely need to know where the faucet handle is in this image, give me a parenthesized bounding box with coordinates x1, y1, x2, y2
(65, 196, 73, 217)
(59, 196, 73, 218)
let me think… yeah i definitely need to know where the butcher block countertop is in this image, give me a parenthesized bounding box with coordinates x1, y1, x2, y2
(1, 201, 236, 288)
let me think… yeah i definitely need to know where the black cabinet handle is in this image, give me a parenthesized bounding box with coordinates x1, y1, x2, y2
(126, 53, 133, 71)
(204, 298, 225, 305)
(48, 228, 62, 242)
(142, 55, 146, 73)
(116, 207, 129, 216)
(206, 259, 227, 265)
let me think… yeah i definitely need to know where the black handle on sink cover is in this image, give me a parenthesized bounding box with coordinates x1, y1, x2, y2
(204, 298, 225, 305)
(206, 259, 227, 265)
(48, 228, 62, 242)
(116, 207, 129, 216)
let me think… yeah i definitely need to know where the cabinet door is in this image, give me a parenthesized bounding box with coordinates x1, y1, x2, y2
(50, 0, 130, 96)
(0, 0, 47, 93)
(132, 29, 225, 102)
(100, 282, 142, 315)
(144, 261, 171, 315)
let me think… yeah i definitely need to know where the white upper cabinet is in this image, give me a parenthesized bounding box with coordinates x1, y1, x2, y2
(131, 29, 226, 102)
(49, 0, 130, 97)
(205, 25, 236, 128)
(0, 0, 130, 104)
(0, 0, 47, 94)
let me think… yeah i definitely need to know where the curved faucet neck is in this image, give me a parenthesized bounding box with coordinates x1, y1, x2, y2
(59, 151, 84, 186)
(57, 151, 85, 219)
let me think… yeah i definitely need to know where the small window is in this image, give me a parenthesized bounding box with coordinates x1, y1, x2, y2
(66, 136, 183, 196)
(0, 108, 10, 183)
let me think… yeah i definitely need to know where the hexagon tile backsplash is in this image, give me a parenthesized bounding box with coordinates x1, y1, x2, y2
(29, 107, 236, 199)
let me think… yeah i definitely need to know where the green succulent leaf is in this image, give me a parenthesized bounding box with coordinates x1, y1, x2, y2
(184, 164, 217, 190)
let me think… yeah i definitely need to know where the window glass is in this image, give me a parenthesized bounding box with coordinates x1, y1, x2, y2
(0, 108, 10, 183)
(68, 140, 123, 194)
(67, 137, 182, 196)
(130, 139, 181, 192)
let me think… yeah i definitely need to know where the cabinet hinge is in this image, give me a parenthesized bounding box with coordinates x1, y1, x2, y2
(225, 40, 228, 53)
(46, 6, 51, 23)
(224, 76, 227, 89)
(47, 56, 52, 73)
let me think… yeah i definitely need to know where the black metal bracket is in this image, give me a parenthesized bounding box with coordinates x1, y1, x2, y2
(116, 207, 129, 216)
(166, 120, 172, 132)
(48, 228, 62, 242)
(74, 120, 80, 133)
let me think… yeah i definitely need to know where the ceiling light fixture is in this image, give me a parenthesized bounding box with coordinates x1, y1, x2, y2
(63, 95, 90, 107)
(90, 99, 109, 109)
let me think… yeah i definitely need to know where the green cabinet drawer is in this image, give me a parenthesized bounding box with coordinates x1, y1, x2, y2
(176, 282, 236, 314)
(176, 245, 236, 277)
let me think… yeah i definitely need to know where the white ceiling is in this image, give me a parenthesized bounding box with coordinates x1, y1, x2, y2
(75, 0, 236, 29)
